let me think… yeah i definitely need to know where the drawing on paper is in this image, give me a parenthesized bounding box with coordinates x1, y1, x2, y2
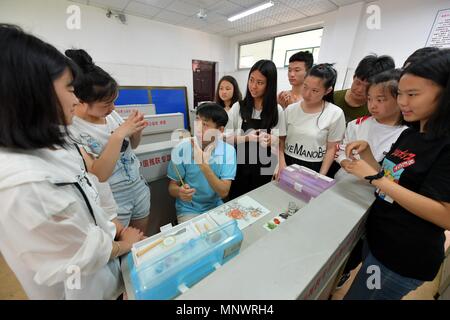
(208, 195, 271, 230)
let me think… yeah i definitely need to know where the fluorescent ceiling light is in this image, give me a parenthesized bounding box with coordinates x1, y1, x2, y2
(228, 1, 274, 22)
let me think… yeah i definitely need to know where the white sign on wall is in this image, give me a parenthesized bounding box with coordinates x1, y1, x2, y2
(426, 8, 450, 48)
(115, 104, 156, 117)
(136, 141, 179, 182)
(142, 113, 184, 135)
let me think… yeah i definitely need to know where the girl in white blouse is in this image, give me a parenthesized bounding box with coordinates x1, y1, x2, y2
(226, 60, 286, 198)
(0, 24, 143, 300)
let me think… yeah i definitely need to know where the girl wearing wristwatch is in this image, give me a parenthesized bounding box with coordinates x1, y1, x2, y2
(343, 49, 450, 300)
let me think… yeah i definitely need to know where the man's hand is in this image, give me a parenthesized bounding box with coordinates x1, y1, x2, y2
(178, 184, 196, 202)
(191, 137, 213, 167)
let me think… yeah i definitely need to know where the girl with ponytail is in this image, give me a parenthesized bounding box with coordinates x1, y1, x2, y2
(66, 49, 151, 234)
(279, 63, 346, 176)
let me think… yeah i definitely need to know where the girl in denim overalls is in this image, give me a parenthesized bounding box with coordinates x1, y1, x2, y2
(66, 49, 150, 233)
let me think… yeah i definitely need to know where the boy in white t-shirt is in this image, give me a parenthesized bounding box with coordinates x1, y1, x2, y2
(335, 69, 408, 180)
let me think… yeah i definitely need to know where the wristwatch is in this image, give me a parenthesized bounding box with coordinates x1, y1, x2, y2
(364, 170, 385, 184)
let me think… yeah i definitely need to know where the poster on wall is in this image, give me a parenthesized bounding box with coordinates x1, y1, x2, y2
(426, 8, 450, 48)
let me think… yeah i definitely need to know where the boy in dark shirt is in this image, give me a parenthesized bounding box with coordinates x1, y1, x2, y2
(334, 54, 395, 123)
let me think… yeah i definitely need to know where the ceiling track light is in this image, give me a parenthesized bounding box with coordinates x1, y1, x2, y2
(227, 1, 274, 22)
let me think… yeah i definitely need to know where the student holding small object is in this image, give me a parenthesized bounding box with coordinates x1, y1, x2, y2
(66, 49, 151, 233)
(343, 49, 450, 300)
(279, 63, 345, 176)
(277, 51, 314, 109)
(0, 24, 143, 299)
(215, 75, 242, 114)
(168, 103, 237, 223)
(226, 60, 286, 198)
(335, 69, 408, 181)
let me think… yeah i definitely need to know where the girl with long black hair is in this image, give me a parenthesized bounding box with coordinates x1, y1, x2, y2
(226, 60, 286, 199)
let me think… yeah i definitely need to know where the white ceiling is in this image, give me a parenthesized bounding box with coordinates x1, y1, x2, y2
(69, 0, 365, 37)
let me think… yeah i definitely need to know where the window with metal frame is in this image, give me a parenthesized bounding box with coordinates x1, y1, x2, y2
(238, 28, 323, 70)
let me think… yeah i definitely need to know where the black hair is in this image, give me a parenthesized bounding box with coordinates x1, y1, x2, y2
(65, 49, 118, 104)
(0, 24, 78, 150)
(306, 63, 338, 103)
(367, 69, 406, 126)
(196, 102, 229, 128)
(354, 54, 395, 81)
(401, 49, 450, 138)
(368, 68, 402, 98)
(402, 47, 440, 69)
(289, 51, 314, 71)
(215, 75, 242, 109)
(241, 60, 279, 130)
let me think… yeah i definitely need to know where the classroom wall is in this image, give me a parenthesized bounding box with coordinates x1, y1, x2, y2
(0, 0, 235, 111)
(1, 0, 448, 107)
(228, 0, 449, 94)
(348, 0, 449, 78)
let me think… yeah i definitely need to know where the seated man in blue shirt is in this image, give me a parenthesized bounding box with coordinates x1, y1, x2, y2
(168, 103, 237, 223)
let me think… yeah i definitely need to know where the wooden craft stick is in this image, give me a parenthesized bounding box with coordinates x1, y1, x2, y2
(136, 238, 164, 257)
(170, 162, 185, 187)
(171, 161, 195, 205)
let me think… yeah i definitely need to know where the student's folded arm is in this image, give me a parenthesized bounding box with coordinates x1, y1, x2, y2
(0, 182, 115, 287)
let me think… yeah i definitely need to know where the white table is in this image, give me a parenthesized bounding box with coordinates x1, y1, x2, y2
(122, 178, 376, 300)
